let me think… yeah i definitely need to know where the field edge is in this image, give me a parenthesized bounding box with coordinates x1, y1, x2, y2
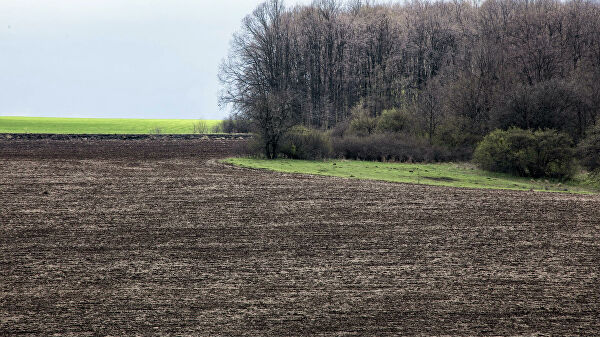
(222, 157, 599, 195)
(0, 116, 224, 135)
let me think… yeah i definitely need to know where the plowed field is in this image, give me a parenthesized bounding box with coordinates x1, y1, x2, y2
(1, 138, 599, 336)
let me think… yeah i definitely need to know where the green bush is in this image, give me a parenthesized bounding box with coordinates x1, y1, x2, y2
(473, 128, 576, 179)
(434, 116, 482, 160)
(279, 126, 332, 160)
(578, 124, 600, 172)
(348, 104, 377, 136)
(376, 108, 412, 134)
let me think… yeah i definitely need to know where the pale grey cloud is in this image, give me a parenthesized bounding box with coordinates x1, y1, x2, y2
(0, 0, 313, 119)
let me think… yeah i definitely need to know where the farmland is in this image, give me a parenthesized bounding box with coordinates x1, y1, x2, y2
(0, 116, 223, 134)
(1, 138, 600, 335)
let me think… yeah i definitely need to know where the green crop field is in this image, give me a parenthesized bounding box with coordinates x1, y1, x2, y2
(225, 158, 599, 194)
(0, 116, 224, 134)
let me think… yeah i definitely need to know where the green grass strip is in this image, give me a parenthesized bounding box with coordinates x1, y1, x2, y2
(224, 158, 598, 194)
(0, 116, 223, 134)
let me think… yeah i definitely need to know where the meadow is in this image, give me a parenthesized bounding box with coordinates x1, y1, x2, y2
(0, 116, 223, 134)
(225, 158, 599, 194)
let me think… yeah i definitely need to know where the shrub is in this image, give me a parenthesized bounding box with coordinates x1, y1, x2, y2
(473, 128, 531, 175)
(236, 135, 269, 158)
(222, 116, 252, 134)
(192, 120, 210, 134)
(333, 133, 450, 162)
(348, 104, 377, 136)
(279, 126, 332, 160)
(330, 118, 350, 138)
(151, 127, 162, 135)
(532, 129, 576, 178)
(193, 121, 225, 134)
(434, 115, 482, 160)
(578, 124, 600, 172)
(588, 170, 600, 189)
(376, 108, 412, 134)
(230, 138, 255, 157)
(211, 121, 225, 133)
(473, 128, 576, 179)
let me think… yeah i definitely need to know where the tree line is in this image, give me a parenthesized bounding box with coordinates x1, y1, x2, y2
(220, 0, 600, 161)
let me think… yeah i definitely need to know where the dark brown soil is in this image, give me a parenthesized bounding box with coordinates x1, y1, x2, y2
(1, 139, 599, 336)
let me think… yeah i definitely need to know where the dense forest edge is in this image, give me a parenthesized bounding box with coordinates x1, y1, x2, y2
(219, 0, 600, 182)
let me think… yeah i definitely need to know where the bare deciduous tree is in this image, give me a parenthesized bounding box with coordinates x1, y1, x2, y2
(220, 0, 299, 158)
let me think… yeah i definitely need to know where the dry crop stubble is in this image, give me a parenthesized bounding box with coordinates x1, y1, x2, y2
(1, 138, 599, 335)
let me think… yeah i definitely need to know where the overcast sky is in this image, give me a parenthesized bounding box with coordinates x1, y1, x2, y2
(0, 0, 313, 119)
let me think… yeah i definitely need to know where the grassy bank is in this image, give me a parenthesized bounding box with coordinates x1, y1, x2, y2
(0, 116, 223, 134)
(224, 158, 599, 194)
